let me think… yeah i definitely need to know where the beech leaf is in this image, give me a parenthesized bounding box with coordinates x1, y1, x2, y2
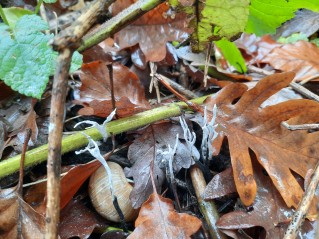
(204, 72, 319, 214)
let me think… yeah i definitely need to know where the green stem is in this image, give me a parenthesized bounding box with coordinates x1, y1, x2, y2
(34, 0, 43, 15)
(0, 95, 210, 179)
(0, 4, 9, 26)
(78, 0, 164, 52)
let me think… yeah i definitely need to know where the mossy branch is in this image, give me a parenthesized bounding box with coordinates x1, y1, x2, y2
(0, 95, 209, 179)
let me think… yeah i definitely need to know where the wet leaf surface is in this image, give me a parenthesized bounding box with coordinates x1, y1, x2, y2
(112, 1, 190, 62)
(262, 41, 319, 81)
(125, 122, 196, 208)
(0, 187, 46, 238)
(127, 192, 202, 239)
(75, 61, 150, 117)
(206, 162, 316, 239)
(204, 72, 319, 215)
(59, 199, 107, 239)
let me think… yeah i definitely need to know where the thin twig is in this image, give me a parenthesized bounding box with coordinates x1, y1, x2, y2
(46, 48, 73, 239)
(289, 82, 319, 102)
(281, 121, 319, 131)
(203, 42, 212, 87)
(299, 74, 319, 85)
(107, 63, 116, 111)
(155, 73, 203, 113)
(51, 0, 116, 51)
(283, 161, 319, 239)
(46, 1, 116, 237)
(17, 129, 32, 238)
(157, 74, 198, 99)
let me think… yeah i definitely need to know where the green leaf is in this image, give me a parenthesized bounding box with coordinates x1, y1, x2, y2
(2, 7, 33, 29)
(70, 51, 83, 73)
(245, 0, 319, 36)
(0, 14, 82, 99)
(214, 38, 247, 73)
(194, 0, 249, 51)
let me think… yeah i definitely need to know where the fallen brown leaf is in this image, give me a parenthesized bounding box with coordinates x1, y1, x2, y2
(125, 122, 196, 208)
(206, 162, 316, 239)
(204, 72, 319, 216)
(127, 192, 202, 239)
(112, 0, 190, 62)
(0, 187, 46, 238)
(262, 41, 319, 81)
(59, 199, 107, 239)
(75, 61, 150, 117)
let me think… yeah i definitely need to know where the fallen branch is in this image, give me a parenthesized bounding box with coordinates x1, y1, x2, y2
(0, 95, 209, 179)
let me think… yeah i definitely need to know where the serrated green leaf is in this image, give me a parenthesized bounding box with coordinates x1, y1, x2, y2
(0, 14, 82, 99)
(214, 38, 247, 73)
(2, 7, 33, 30)
(245, 0, 296, 36)
(245, 0, 319, 36)
(193, 0, 249, 52)
(0, 15, 54, 98)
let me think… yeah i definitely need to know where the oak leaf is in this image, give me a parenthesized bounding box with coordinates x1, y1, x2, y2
(204, 72, 319, 214)
(262, 41, 319, 81)
(127, 192, 201, 239)
(204, 163, 316, 239)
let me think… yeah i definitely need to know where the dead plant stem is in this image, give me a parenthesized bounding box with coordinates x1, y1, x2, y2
(283, 161, 319, 239)
(46, 48, 73, 239)
(190, 165, 227, 239)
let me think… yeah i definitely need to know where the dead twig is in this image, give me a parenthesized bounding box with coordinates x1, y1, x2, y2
(46, 0, 115, 238)
(190, 166, 227, 239)
(281, 122, 319, 131)
(155, 73, 203, 113)
(17, 129, 32, 238)
(46, 48, 73, 239)
(283, 161, 319, 239)
(289, 82, 319, 103)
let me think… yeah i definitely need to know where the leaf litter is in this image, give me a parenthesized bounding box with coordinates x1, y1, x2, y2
(2, 1, 319, 239)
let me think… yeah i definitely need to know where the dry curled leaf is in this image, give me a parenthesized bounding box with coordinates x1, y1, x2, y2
(204, 72, 319, 216)
(127, 192, 202, 239)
